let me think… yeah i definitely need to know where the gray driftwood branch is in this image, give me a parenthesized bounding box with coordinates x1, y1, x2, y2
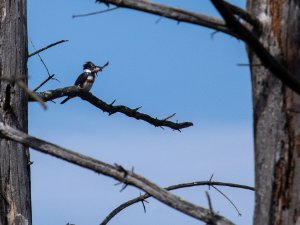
(30, 86, 193, 130)
(94, 0, 261, 37)
(96, 0, 239, 38)
(100, 181, 254, 225)
(0, 122, 234, 225)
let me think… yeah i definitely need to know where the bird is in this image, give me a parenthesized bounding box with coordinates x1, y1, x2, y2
(60, 61, 108, 104)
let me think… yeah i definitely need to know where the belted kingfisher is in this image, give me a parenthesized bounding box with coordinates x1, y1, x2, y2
(60, 61, 106, 104)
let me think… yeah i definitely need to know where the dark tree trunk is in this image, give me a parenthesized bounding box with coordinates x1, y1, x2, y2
(0, 1, 31, 225)
(247, 0, 300, 224)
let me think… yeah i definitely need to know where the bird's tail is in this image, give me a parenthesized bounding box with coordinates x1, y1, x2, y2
(60, 96, 73, 104)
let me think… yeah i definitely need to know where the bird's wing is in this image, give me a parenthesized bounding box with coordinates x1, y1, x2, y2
(74, 72, 89, 87)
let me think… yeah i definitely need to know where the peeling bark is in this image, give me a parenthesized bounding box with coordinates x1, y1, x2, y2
(247, 0, 300, 224)
(0, 0, 31, 225)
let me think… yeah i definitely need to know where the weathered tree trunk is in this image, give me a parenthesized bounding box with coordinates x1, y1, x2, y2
(0, 1, 31, 225)
(247, 1, 300, 224)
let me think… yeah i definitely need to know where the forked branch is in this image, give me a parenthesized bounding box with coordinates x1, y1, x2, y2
(33, 74, 59, 92)
(0, 122, 234, 225)
(30, 86, 193, 130)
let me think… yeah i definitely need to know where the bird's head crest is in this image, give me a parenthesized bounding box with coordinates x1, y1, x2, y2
(83, 61, 96, 70)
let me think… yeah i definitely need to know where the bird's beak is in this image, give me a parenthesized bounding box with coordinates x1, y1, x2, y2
(91, 62, 109, 75)
(92, 66, 102, 74)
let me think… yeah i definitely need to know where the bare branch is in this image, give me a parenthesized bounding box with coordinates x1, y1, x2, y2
(30, 39, 52, 77)
(100, 180, 254, 225)
(168, 181, 255, 191)
(96, 0, 238, 38)
(208, 174, 214, 190)
(211, 186, 242, 216)
(29, 40, 62, 92)
(28, 40, 68, 57)
(33, 74, 59, 92)
(109, 99, 116, 106)
(0, 122, 234, 225)
(163, 113, 176, 121)
(72, 6, 119, 18)
(206, 191, 214, 214)
(139, 192, 148, 213)
(30, 86, 192, 130)
(210, 0, 300, 95)
(0, 76, 47, 109)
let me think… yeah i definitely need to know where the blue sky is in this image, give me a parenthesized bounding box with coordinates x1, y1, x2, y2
(28, 0, 254, 224)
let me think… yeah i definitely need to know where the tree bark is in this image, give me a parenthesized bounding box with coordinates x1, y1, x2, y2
(0, 1, 31, 225)
(247, 0, 300, 224)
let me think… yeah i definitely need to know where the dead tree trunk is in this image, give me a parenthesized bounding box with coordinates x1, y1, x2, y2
(247, 1, 300, 224)
(0, 1, 31, 225)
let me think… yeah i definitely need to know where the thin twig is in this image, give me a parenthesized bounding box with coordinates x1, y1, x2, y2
(30, 86, 193, 130)
(109, 99, 116, 106)
(28, 40, 68, 57)
(206, 191, 214, 214)
(72, 6, 119, 18)
(29, 39, 51, 76)
(210, 30, 220, 40)
(211, 186, 242, 216)
(163, 113, 176, 121)
(207, 173, 242, 216)
(33, 74, 54, 92)
(30, 40, 62, 91)
(155, 16, 163, 24)
(208, 174, 214, 190)
(100, 180, 254, 225)
(140, 192, 148, 213)
(0, 122, 234, 225)
(33, 74, 60, 92)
